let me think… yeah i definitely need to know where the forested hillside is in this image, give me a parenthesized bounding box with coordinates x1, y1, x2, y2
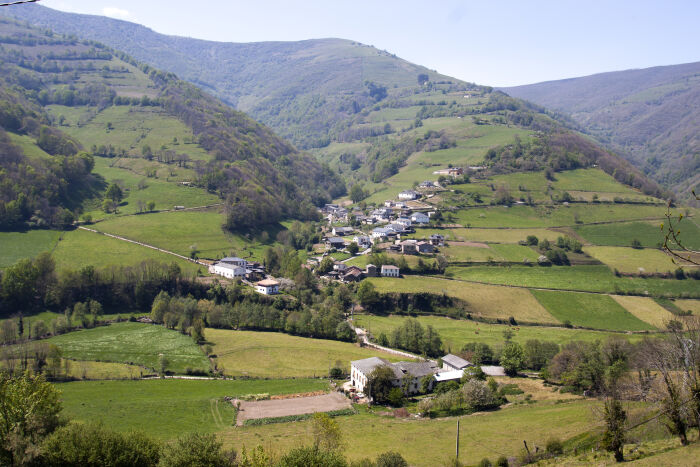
(502, 62, 700, 202)
(0, 16, 344, 230)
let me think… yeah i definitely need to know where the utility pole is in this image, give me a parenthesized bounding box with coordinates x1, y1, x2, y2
(456, 419, 460, 460)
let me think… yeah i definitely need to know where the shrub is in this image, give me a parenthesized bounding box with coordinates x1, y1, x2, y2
(545, 437, 563, 455)
(278, 446, 347, 467)
(496, 456, 509, 466)
(387, 387, 405, 407)
(478, 458, 492, 467)
(158, 433, 233, 467)
(376, 451, 408, 467)
(330, 367, 344, 379)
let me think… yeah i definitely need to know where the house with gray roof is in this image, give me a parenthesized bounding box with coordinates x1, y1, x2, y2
(441, 354, 472, 371)
(350, 357, 439, 396)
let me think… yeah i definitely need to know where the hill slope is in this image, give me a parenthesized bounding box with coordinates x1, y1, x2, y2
(502, 62, 700, 200)
(0, 16, 343, 230)
(3, 4, 460, 149)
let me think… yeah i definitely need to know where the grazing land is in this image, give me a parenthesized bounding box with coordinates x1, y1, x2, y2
(611, 295, 677, 329)
(50, 228, 202, 274)
(674, 299, 700, 315)
(220, 400, 597, 466)
(58, 378, 328, 440)
(46, 322, 210, 373)
(584, 246, 678, 273)
(531, 290, 655, 331)
(352, 314, 650, 351)
(0, 230, 62, 268)
(208, 329, 404, 378)
(367, 276, 559, 324)
(445, 265, 699, 297)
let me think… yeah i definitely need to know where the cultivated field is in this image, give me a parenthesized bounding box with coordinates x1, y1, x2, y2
(575, 220, 700, 250)
(57, 378, 328, 439)
(208, 328, 404, 378)
(367, 276, 559, 324)
(611, 295, 677, 329)
(531, 290, 654, 331)
(584, 246, 678, 273)
(46, 322, 210, 373)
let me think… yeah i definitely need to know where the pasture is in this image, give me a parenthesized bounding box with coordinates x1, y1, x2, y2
(412, 227, 562, 244)
(440, 243, 539, 263)
(208, 329, 405, 378)
(57, 378, 328, 440)
(367, 276, 559, 324)
(584, 246, 678, 273)
(51, 228, 201, 274)
(574, 220, 700, 249)
(46, 322, 210, 373)
(531, 290, 654, 331)
(93, 210, 265, 260)
(0, 230, 62, 268)
(674, 299, 700, 315)
(221, 400, 597, 466)
(352, 314, 649, 351)
(445, 265, 700, 297)
(611, 295, 677, 329)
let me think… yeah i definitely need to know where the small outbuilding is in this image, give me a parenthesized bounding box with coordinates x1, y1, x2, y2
(255, 279, 279, 295)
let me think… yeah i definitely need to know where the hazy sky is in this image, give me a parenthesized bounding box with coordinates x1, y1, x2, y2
(45, 0, 700, 87)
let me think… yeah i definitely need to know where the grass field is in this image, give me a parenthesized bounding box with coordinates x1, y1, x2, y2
(208, 329, 405, 378)
(93, 210, 266, 260)
(367, 276, 559, 324)
(440, 243, 539, 263)
(51, 228, 202, 274)
(611, 295, 677, 329)
(58, 378, 328, 440)
(46, 322, 210, 373)
(531, 290, 654, 331)
(0, 230, 62, 268)
(220, 400, 597, 466)
(411, 227, 563, 244)
(674, 299, 700, 315)
(445, 265, 700, 297)
(584, 246, 678, 273)
(574, 220, 700, 249)
(352, 315, 648, 351)
(64, 360, 147, 379)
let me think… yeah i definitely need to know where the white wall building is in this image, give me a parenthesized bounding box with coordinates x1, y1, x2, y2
(209, 263, 246, 279)
(255, 279, 279, 295)
(381, 265, 400, 277)
(350, 357, 438, 395)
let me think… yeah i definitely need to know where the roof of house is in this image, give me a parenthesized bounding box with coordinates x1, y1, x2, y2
(434, 370, 465, 382)
(430, 234, 445, 238)
(214, 263, 245, 271)
(334, 226, 353, 232)
(381, 265, 399, 270)
(412, 212, 429, 218)
(327, 237, 345, 243)
(442, 354, 471, 369)
(392, 361, 440, 379)
(351, 357, 390, 375)
(480, 365, 506, 376)
(366, 263, 377, 268)
(256, 279, 279, 287)
(400, 190, 418, 195)
(220, 257, 246, 263)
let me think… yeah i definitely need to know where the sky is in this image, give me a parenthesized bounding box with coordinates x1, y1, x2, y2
(45, 0, 700, 87)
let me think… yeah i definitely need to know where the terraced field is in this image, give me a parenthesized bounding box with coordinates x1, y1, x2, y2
(584, 246, 678, 273)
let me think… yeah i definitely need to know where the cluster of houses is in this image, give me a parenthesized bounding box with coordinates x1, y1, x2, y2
(322, 262, 400, 282)
(208, 257, 279, 295)
(350, 353, 475, 396)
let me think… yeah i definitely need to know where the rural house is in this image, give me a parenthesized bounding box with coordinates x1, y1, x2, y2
(219, 257, 247, 267)
(332, 226, 354, 236)
(410, 212, 430, 224)
(353, 235, 372, 249)
(326, 237, 346, 249)
(350, 357, 439, 395)
(371, 227, 391, 240)
(416, 241, 434, 253)
(381, 265, 400, 277)
(333, 262, 348, 272)
(398, 190, 419, 201)
(441, 354, 472, 372)
(209, 262, 246, 279)
(396, 217, 412, 228)
(365, 264, 378, 277)
(400, 240, 418, 255)
(255, 279, 279, 295)
(429, 234, 445, 246)
(342, 266, 365, 282)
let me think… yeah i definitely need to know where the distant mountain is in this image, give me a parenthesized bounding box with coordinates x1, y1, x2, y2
(0, 17, 344, 230)
(3, 4, 460, 149)
(502, 62, 700, 200)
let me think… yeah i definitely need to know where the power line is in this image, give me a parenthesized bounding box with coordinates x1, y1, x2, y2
(0, 0, 40, 7)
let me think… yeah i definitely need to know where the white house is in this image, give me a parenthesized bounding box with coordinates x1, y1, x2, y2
(434, 369, 465, 384)
(441, 354, 472, 372)
(411, 212, 430, 224)
(209, 263, 246, 279)
(371, 227, 391, 239)
(333, 262, 348, 272)
(255, 279, 279, 295)
(381, 265, 400, 277)
(353, 235, 372, 249)
(220, 257, 247, 268)
(350, 357, 438, 395)
(332, 226, 354, 236)
(326, 237, 346, 249)
(396, 217, 412, 228)
(398, 190, 419, 201)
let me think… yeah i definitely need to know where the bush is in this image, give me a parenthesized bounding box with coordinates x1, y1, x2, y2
(376, 451, 408, 467)
(330, 367, 344, 379)
(158, 433, 233, 467)
(278, 446, 347, 467)
(478, 458, 492, 467)
(495, 456, 509, 466)
(546, 437, 563, 455)
(387, 387, 405, 407)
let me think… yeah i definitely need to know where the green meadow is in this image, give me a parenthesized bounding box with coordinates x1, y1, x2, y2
(575, 220, 700, 250)
(0, 230, 62, 268)
(46, 322, 210, 373)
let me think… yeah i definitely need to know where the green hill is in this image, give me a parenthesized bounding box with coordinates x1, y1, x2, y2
(502, 62, 700, 201)
(0, 16, 344, 232)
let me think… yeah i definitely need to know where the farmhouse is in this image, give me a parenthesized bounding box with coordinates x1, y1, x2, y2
(400, 240, 418, 255)
(353, 235, 372, 249)
(209, 262, 246, 279)
(220, 256, 247, 267)
(416, 241, 434, 254)
(411, 212, 430, 224)
(326, 237, 346, 249)
(371, 227, 391, 240)
(332, 226, 354, 236)
(365, 264, 378, 277)
(255, 279, 279, 295)
(333, 262, 348, 272)
(433, 167, 464, 177)
(396, 217, 412, 228)
(350, 357, 439, 395)
(398, 190, 420, 201)
(430, 234, 445, 246)
(381, 265, 400, 277)
(441, 354, 472, 372)
(342, 266, 365, 282)
(434, 369, 465, 384)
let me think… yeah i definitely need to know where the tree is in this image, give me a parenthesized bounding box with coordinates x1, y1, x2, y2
(335, 321, 355, 342)
(158, 433, 233, 467)
(311, 413, 344, 452)
(388, 387, 405, 407)
(146, 200, 156, 212)
(105, 183, 123, 203)
(417, 73, 429, 85)
(630, 238, 642, 249)
(41, 423, 161, 466)
(277, 446, 347, 467)
(367, 365, 396, 404)
(347, 242, 359, 255)
(523, 340, 559, 371)
(349, 184, 368, 203)
(500, 342, 524, 376)
(357, 281, 379, 310)
(0, 372, 62, 465)
(376, 451, 408, 467)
